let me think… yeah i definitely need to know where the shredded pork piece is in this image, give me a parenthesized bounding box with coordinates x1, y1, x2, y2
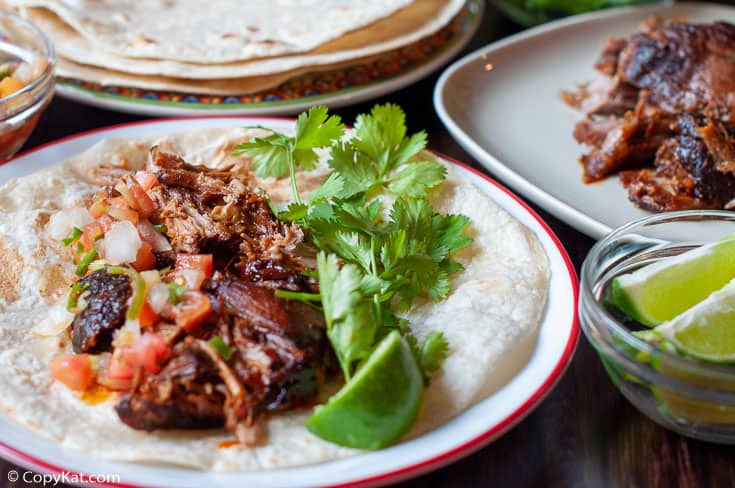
(564, 17, 735, 210)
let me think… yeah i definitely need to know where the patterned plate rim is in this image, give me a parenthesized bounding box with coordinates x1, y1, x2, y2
(55, 0, 482, 111)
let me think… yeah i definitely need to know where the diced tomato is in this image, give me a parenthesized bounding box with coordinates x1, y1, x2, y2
(107, 333, 169, 382)
(79, 221, 104, 252)
(126, 176, 157, 218)
(109, 195, 130, 210)
(107, 197, 139, 224)
(107, 349, 135, 381)
(50, 354, 95, 391)
(132, 241, 156, 272)
(131, 333, 169, 374)
(115, 181, 137, 208)
(88, 193, 109, 219)
(138, 299, 160, 328)
(135, 171, 159, 191)
(173, 291, 212, 332)
(175, 254, 213, 278)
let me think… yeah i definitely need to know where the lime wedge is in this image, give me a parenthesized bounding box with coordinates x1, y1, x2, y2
(306, 330, 423, 449)
(612, 236, 735, 326)
(654, 277, 735, 362)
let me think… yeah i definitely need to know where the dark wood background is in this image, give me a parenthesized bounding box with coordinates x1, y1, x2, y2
(3, 2, 735, 487)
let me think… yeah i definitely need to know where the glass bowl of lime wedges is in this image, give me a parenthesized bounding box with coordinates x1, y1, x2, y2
(581, 210, 735, 443)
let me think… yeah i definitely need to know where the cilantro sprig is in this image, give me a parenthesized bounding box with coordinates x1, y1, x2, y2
(236, 104, 471, 381)
(234, 106, 344, 204)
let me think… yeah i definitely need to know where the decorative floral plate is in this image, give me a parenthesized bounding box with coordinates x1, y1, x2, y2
(55, 1, 483, 116)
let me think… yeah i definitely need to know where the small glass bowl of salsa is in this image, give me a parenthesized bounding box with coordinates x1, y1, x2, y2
(0, 12, 55, 162)
(581, 211, 735, 444)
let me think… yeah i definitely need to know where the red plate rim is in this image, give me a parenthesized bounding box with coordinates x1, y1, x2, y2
(0, 116, 580, 488)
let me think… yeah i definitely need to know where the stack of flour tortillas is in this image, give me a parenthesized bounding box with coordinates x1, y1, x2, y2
(6, 0, 466, 95)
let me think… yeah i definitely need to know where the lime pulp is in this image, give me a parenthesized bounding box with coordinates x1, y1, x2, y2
(612, 236, 735, 327)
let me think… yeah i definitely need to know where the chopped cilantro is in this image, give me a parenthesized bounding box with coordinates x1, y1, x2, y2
(88, 259, 108, 271)
(126, 268, 146, 320)
(66, 281, 90, 311)
(418, 331, 449, 375)
(75, 248, 98, 277)
(62, 227, 83, 247)
(209, 336, 234, 361)
(167, 282, 187, 304)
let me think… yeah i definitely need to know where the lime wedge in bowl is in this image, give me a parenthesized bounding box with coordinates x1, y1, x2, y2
(306, 330, 424, 449)
(653, 277, 735, 363)
(611, 236, 735, 326)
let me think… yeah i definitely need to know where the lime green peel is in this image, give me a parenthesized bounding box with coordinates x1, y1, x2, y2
(306, 331, 423, 449)
(611, 236, 735, 327)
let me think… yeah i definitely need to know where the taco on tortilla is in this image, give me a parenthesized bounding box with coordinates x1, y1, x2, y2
(0, 105, 549, 470)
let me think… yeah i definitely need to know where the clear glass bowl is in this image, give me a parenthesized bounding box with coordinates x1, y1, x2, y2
(491, 0, 670, 26)
(0, 12, 56, 162)
(581, 211, 735, 444)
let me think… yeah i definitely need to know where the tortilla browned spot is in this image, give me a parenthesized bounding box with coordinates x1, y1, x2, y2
(0, 237, 23, 301)
(38, 263, 67, 301)
(35, 211, 51, 229)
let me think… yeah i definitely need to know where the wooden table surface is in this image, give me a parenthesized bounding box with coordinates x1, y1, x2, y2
(3, 3, 735, 487)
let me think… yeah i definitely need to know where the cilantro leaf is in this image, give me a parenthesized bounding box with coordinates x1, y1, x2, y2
(330, 199, 384, 237)
(325, 104, 436, 199)
(328, 142, 379, 198)
(381, 197, 472, 309)
(350, 104, 429, 178)
(391, 131, 428, 169)
(318, 252, 382, 379)
(307, 172, 344, 205)
(235, 106, 344, 204)
(431, 213, 473, 257)
(419, 331, 449, 374)
(387, 161, 446, 198)
(237, 104, 473, 391)
(332, 231, 374, 273)
(236, 133, 291, 178)
(294, 106, 345, 152)
(278, 202, 308, 222)
(353, 104, 409, 174)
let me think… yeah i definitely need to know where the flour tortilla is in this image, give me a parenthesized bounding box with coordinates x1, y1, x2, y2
(9, 0, 414, 63)
(21, 0, 463, 79)
(55, 51, 397, 96)
(0, 127, 549, 470)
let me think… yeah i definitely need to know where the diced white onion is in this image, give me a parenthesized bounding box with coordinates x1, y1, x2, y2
(47, 207, 92, 240)
(148, 283, 170, 314)
(141, 270, 161, 289)
(31, 299, 75, 337)
(178, 269, 205, 290)
(101, 221, 141, 265)
(113, 319, 141, 348)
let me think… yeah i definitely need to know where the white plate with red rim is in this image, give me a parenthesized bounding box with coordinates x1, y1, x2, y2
(0, 118, 578, 488)
(434, 1, 735, 239)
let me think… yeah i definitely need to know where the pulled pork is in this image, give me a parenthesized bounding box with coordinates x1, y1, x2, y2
(147, 147, 304, 264)
(564, 17, 735, 210)
(97, 147, 331, 443)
